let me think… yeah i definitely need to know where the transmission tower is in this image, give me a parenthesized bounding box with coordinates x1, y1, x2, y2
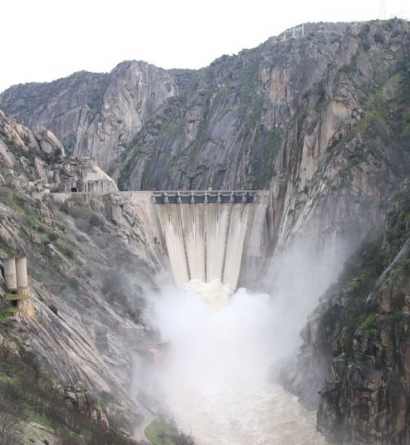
(379, 0, 387, 19)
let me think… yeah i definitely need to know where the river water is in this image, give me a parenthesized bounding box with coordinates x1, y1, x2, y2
(166, 383, 326, 445)
(153, 280, 327, 445)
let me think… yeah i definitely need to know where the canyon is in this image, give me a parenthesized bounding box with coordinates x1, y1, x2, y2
(0, 17, 410, 444)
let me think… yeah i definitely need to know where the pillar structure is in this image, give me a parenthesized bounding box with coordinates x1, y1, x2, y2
(3, 258, 17, 290)
(16, 256, 28, 288)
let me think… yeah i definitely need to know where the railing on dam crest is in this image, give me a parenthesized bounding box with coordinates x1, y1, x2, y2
(153, 190, 267, 204)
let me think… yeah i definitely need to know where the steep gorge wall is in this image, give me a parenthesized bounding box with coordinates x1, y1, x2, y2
(0, 62, 177, 171)
(288, 180, 410, 445)
(266, 19, 410, 274)
(0, 112, 168, 432)
(0, 22, 356, 191)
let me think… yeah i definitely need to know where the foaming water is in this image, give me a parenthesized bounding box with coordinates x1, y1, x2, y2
(153, 281, 327, 445)
(167, 384, 326, 445)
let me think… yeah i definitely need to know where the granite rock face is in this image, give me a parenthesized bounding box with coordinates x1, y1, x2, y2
(285, 179, 410, 444)
(1, 21, 408, 202)
(34, 126, 65, 157)
(0, 112, 164, 432)
(54, 384, 110, 430)
(0, 62, 177, 171)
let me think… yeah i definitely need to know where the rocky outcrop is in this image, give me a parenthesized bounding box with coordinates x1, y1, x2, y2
(286, 179, 410, 444)
(0, 62, 177, 171)
(0, 111, 164, 433)
(54, 384, 109, 430)
(0, 109, 118, 193)
(47, 157, 118, 193)
(34, 126, 65, 157)
(0, 110, 66, 167)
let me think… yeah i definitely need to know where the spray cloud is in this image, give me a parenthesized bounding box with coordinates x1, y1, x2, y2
(151, 272, 329, 445)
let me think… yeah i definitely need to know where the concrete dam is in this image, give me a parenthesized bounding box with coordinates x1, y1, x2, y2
(153, 190, 270, 289)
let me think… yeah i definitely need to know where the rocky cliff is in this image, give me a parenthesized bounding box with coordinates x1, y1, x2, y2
(0, 111, 167, 440)
(0, 63, 177, 172)
(286, 178, 410, 445)
(264, 20, 410, 445)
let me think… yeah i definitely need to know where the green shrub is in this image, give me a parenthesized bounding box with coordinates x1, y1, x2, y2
(89, 215, 101, 227)
(145, 419, 190, 445)
(67, 277, 80, 290)
(374, 32, 385, 44)
(60, 246, 74, 259)
(48, 232, 58, 242)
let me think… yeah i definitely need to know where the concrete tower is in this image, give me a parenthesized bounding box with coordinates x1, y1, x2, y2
(16, 256, 28, 288)
(3, 258, 17, 290)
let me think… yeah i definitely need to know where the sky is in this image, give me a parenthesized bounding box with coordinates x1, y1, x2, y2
(0, 0, 409, 93)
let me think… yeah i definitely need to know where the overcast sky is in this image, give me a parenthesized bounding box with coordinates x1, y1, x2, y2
(0, 0, 409, 93)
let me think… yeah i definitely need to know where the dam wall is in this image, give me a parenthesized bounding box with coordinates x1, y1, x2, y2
(152, 191, 270, 289)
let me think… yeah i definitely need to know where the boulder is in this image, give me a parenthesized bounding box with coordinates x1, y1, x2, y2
(34, 126, 65, 158)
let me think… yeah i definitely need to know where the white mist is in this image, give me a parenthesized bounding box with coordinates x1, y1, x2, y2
(152, 280, 328, 445)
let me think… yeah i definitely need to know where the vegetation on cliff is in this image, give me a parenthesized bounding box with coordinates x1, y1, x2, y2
(0, 336, 137, 445)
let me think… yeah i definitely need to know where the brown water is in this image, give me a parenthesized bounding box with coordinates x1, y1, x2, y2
(166, 383, 327, 445)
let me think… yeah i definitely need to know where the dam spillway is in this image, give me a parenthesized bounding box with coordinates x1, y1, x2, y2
(154, 191, 270, 289)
